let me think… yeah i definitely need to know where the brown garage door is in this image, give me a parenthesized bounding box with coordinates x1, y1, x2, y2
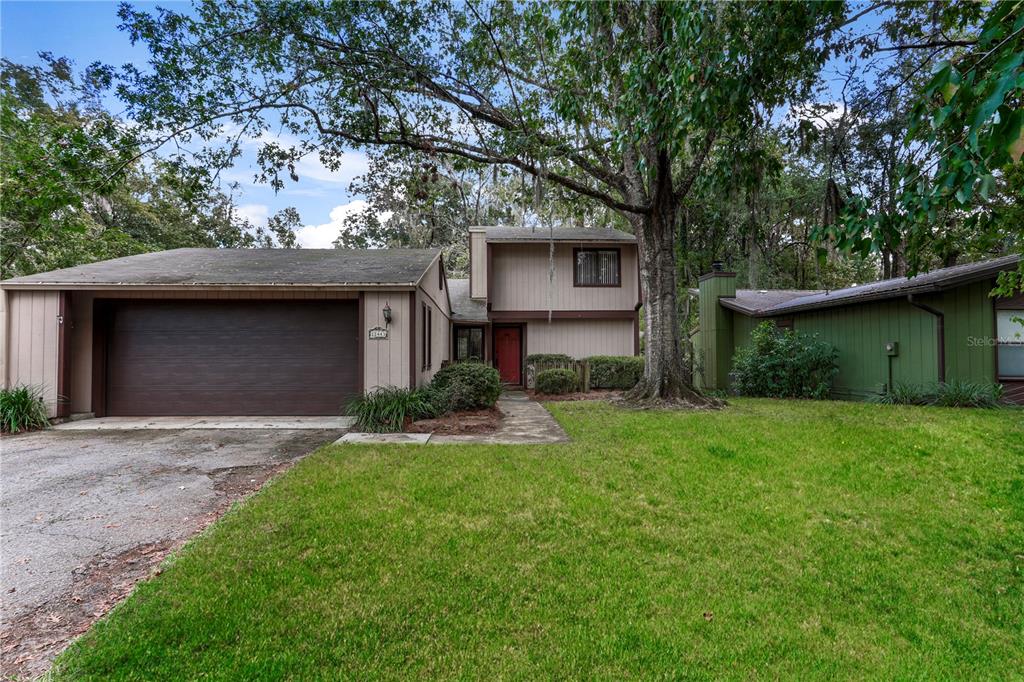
(101, 300, 359, 416)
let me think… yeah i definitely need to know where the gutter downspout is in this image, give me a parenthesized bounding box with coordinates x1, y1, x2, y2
(907, 294, 945, 383)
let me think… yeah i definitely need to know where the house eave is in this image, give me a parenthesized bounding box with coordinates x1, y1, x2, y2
(0, 282, 421, 291)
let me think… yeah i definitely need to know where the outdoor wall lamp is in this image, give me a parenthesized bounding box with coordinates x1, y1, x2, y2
(382, 302, 392, 325)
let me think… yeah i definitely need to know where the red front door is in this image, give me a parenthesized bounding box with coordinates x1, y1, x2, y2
(495, 327, 522, 384)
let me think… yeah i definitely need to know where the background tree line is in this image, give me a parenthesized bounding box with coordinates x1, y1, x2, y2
(1, 1, 1020, 401)
(0, 56, 300, 278)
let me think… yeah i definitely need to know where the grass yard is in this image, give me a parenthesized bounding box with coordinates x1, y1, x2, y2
(54, 400, 1023, 680)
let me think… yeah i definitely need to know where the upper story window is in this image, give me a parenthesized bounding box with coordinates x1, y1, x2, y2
(574, 248, 621, 287)
(997, 309, 1023, 378)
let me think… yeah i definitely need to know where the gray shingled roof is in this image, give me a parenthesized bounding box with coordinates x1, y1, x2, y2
(746, 254, 1019, 317)
(483, 226, 635, 243)
(448, 279, 488, 321)
(719, 289, 824, 315)
(1, 248, 441, 287)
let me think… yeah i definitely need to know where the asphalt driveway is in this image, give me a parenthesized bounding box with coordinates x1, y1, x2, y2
(0, 427, 341, 679)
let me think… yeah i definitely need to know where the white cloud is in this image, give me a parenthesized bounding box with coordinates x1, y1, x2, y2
(786, 101, 849, 130)
(293, 150, 370, 185)
(225, 127, 371, 186)
(236, 203, 269, 226)
(295, 200, 393, 248)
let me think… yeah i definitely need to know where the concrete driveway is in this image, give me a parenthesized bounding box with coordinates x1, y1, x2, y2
(0, 427, 342, 679)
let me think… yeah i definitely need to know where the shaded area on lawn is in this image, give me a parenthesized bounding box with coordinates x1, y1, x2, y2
(52, 400, 1024, 680)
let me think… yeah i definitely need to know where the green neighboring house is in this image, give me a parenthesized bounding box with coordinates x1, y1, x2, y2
(691, 255, 1023, 404)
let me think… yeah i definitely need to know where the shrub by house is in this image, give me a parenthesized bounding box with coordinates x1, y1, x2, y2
(731, 322, 838, 399)
(589, 356, 644, 389)
(430, 362, 502, 411)
(536, 368, 578, 395)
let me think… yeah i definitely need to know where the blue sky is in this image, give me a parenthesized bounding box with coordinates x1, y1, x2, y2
(1, 0, 374, 247)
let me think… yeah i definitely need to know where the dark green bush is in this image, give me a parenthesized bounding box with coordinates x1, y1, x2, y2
(589, 355, 644, 389)
(1, 385, 50, 433)
(536, 368, 578, 395)
(731, 322, 838, 399)
(346, 386, 444, 433)
(526, 353, 572, 365)
(430, 361, 502, 411)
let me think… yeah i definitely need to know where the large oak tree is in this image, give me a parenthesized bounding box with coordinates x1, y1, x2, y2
(117, 0, 844, 402)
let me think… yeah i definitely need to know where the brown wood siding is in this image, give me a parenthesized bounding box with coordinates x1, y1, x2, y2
(489, 243, 638, 311)
(362, 291, 412, 391)
(525, 318, 635, 358)
(470, 230, 487, 299)
(4, 290, 61, 417)
(56, 292, 71, 417)
(102, 300, 358, 416)
(416, 280, 452, 386)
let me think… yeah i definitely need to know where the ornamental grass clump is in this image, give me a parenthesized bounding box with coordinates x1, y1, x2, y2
(872, 380, 1003, 408)
(347, 386, 447, 433)
(1, 385, 49, 433)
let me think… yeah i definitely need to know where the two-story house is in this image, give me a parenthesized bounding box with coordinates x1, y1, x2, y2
(449, 227, 641, 384)
(0, 227, 639, 417)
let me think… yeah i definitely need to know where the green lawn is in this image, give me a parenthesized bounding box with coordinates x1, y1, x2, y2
(54, 400, 1023, 680)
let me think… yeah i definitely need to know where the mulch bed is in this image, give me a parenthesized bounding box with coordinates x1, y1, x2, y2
(526, 389, 624, 402)
(406, 407, 503, 435)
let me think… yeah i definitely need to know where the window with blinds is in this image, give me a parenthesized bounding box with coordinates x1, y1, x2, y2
(574, 248, 621, 287)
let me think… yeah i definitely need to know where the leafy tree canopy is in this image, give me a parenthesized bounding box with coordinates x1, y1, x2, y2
(816, 1, 1023, 294)
(115, 0, 846, 401)
(1, 57, 300, 277)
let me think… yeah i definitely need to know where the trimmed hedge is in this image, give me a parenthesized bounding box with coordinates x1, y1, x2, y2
(536, 368, 578, 395)
(589, 355, 644, 389)
(430, 361, 502, 411)
(526, 353, 572, 365)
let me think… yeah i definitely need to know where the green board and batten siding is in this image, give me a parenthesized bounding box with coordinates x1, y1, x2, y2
(731, 313, 759, 354)
(792, 298, 939, 400)
(696, 273, 736, 390)
(929, 279, 996, 383)
(698, 273, 1000, 400)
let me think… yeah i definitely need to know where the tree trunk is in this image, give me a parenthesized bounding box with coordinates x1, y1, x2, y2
(625, 157, 718, 406)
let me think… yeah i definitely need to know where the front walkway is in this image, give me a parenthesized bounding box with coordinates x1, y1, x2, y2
(337, 390, 569, 445)
(430, 390, 569, 444)
(339, 387, 573, 446)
